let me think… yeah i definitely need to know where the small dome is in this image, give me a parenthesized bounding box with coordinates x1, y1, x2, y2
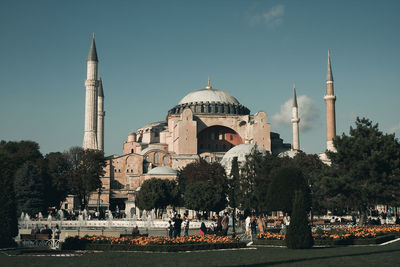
(148, 166, 177, 175)
(278, 149, 300, 158)
(220, 143, 267, 171)
(179, 88, 240, 105)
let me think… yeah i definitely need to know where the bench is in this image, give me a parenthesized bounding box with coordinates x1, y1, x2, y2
(19, 234, 59, 250)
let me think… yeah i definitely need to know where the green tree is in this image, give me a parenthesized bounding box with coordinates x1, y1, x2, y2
(239, 151, 291, 213)
(292, 152, 330, 215)
(0, 154, 18, 248)
(14, 162, 46, 216)
(44, 152, 71, 209)
(285, 190, 314, 249)
(178, 159, 228, 213)
(327, 117, 400, 223)
(65, 147, 106, 210)
(0, 140, 43, 174)
(184, 182, 227, 213)
(135, 178, 178, 216)
(266, 166, 311, 215)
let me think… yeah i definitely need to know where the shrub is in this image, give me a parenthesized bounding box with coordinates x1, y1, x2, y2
(61, 236, 90, 250)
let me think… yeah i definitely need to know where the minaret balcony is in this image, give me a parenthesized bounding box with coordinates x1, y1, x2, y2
(324, 95, 336, 100)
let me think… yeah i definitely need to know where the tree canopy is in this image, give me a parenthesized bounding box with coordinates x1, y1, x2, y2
(135, 178, 179, 213)
(178, 159, 228, 213)
(65, 147, 106, 210)
(0, 153, 18, 247)
(266, 166, 311, 215)
(327, 117, 400, 217)
(14, 162, 47, 216)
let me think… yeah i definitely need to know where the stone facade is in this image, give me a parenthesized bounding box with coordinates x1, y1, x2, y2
(90, 81, 289, 213)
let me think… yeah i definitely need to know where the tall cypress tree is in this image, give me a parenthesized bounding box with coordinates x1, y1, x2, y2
(285, 190, 314, 249)
(14, 162, 46, 216)
(0, 154, 18, 247)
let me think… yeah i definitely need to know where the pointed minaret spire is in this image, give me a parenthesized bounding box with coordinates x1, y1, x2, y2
(291, 84, 300, 150)
(324, 50, 337, 152)
(98, 75, 104, 97)
(292, 84, 298, 108)
(97, 76, 105, 151)
(83, 34, 99, 150)
(326, 50, 333, 82)
(205, 76, 212, 89)
(88, 33, 98, 62)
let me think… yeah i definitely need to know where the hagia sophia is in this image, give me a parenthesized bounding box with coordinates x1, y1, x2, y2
(74, 36, 337, 215)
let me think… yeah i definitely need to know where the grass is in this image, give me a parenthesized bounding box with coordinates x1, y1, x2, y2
(1, 241, 400, 267)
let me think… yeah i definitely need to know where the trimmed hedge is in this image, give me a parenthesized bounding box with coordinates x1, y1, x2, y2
(61, 236, 246, 252)
(84, 242, 245, 252)
(254, 234, 396, 247)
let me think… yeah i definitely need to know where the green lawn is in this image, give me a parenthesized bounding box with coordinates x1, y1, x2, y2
(2, 241, 400, 267)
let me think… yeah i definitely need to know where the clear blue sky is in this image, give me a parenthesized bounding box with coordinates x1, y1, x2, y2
(1, 0, 399, 156)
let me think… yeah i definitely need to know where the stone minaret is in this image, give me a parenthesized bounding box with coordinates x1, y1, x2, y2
(324, 50, 336, 152)
(97, 77, 105, 151)
(83, 34, 99, 150)
(291, 85, 300, 150)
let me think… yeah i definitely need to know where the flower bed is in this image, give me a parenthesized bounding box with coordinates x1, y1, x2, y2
(254, 225, 400, 246)
(61, 235, 245, 252)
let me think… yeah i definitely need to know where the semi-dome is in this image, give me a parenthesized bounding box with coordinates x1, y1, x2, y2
(148, 166, 177, 175)
(179, 88, 239, 105)
(220, 143, 267, 172)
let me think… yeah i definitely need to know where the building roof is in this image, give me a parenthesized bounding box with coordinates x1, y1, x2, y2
(178, 80, 240, 105)
(220, 143, 267, 170)
(278, 149, 300, 158)
(148, 166, 177, 175)
(88, 35, 98, 62)
(327, 50, 333, 82)
(98, 77, 104, 97)
(292, 85, 298, 108)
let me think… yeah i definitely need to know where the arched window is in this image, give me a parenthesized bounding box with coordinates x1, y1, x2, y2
(163, 156, 168, 165)
(154, 152, 159, 164)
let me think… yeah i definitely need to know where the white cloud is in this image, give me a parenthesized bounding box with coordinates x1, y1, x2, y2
(272, 95, 319, 132)
(247, 4, 285, 28)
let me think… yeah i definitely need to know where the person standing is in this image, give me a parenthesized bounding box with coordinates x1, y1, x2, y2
(257, 216, 265, 234)
(167, 220, 174, 238)
(173, 214, 182, 238)
(183, 216, 190, 236)
(245, 215, 251, 236)
(199, 222, 207, 236)
(54, 224, 61, 240)
(250, 214, 257, 238)
(283, 213, 290, 234)
(221, 213, 229, 236)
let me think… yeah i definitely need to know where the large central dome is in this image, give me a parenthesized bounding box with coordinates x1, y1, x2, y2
(168, 79, 250, 116)
(179, 88, 240, 105)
